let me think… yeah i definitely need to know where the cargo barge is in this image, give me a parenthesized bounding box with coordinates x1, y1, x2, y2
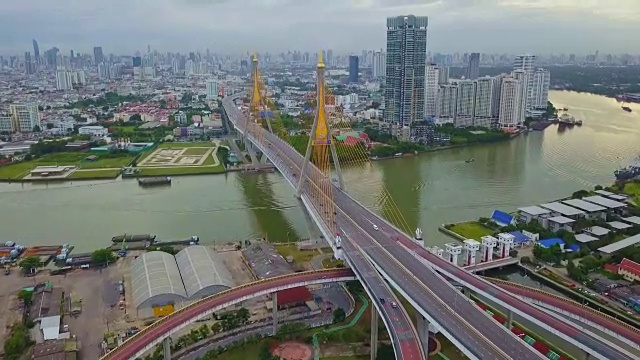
(614, 157, 640, 181)
(138, 177, 171, 187)
(109, 235, 199, 251)
(111, 234, 156, 243)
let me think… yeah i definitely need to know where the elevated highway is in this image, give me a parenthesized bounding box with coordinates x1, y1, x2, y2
(223, 93, 639, 360)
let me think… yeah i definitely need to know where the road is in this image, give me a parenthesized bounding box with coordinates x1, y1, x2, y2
(223, 94, 638, 360)
(101, 269, 354, 360)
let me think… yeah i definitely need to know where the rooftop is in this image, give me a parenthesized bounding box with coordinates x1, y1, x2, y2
(586, 226, 611, 236)
(598, 234, 640, 254)
(582, 195, 627, 209)
(594, 189, 628, 201)
(621, 216, 640, 226)
(517, 206, 551, 216)
(548, 215, 575, 224)
(540, 202, 585, 217)
(575, 233, 599, 243)
(562, 198, 606, 213)
(620, 258, 640, 277)
(608, 221, 633, 230)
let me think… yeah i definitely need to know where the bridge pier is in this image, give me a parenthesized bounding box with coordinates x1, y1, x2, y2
(162, 337, 171, 360)
(246, 140, 260, 164)
(370, 306, 378, 360)
(272, 293, 278, 335)
(506, 309, 513, 330)
(417, 315, 430, 357)
(461, 287, 471, 298)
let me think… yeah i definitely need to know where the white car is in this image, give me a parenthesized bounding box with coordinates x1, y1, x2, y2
(373, 224, 379, 231)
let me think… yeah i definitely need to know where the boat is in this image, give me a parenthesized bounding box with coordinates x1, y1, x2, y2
(138, 177, 171, 187)
(465, 158, 475, 163)
(622, 106, 632, 113)
(415, 228, 423, 241)
(112, 234, 157, 243)
(558, 113, 576, 126)
(614, 158, 640, 181)
(561, 107, 569, 111)
(575, 119, 583, 126)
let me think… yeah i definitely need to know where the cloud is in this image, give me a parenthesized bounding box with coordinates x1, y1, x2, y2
(1, 0, 639, 55)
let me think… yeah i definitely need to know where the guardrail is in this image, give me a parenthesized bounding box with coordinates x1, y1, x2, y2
(485, 277, 640, 338)
(101, 268, 354, 359)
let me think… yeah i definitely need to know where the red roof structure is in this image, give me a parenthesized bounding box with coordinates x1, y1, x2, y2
(276, 286, 312, 307)
(619, 258, 640, 277)
(603, 263, 619, 273)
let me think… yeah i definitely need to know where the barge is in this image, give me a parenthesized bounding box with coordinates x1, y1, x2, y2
(111, 234, 157, 243)
(138, 177, 171, 187)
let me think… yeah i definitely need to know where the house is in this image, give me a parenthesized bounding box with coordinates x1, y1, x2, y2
(547, 216, 575, 233)
(608, 221, 633, 232)
(490, 210, 515, 227)
(517, 206, 551, 224)
(621, 216, 640, 227)
(539, 202, 585, 220)
(562, 199, 607, 220)
(584, 226, 611, 239)
(575, 233, 599, 244)
(619, 258, 640, 282)
(537, 238, 565, 251)
(582, 195, 627, 215)
(594, 189, 629, 202)
(598, 233, 640, 255)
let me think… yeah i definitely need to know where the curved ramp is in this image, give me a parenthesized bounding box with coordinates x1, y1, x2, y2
(101, 269, 355, 360)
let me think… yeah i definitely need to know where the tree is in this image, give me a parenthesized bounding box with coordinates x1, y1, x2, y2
(91, 248, 116, 265)
(210, 322, 222, 335)
(4, 323, 32, 360)
(332, 308, 346, 323)
(594, 185, 603, 191)
(198, 323, 210, 338)
(32, 125, 41, 132)
(376, 344, 395, 360)
(18, 256, 40, 273)
(236, 307, 250, 324)
(17, 290, 33, 305)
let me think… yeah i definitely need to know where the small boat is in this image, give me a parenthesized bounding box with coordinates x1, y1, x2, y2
(622, 106, 632, 113)
(561, 107, 569, 111)
(138, 177, 171, 187)
(575, 119, 583, 126)
(465, 158, 475, 163)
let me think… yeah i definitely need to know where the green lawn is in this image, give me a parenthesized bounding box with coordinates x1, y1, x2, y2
(449, 221, 494, 240)
(137, 165, 225, 176)
(77, 156, 134, 169)
(0, 152, 133, 180)
(158, 142, 216, 148)
(182, 147, 212, 156)
(623, 182, 640, 204)
(322, 257, 345, 268)
(0, 162, 37, 180)
(215, 342, 262, 360)
(274, 244, 318, 264)
(68, 169, 121, 179)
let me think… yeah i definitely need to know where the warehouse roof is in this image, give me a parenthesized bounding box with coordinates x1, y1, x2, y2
(175, 246, 234, 298)
(131, 251, 187, 308)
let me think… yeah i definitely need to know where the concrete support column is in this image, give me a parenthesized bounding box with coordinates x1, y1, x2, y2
(461, 287, 471, 299)
(272, 293, 278, 335)
(506, 309, 513, 330)
(162, 337, 171, 360)
(582, 351, 592, 360)
(370, 306, 379, 360)
(417, 315, 430, 357)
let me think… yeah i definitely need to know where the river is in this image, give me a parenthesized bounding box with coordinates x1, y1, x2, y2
(1, 91, 640, 252)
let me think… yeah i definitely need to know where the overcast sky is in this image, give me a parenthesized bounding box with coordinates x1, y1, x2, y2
(1, 0, 639, 56)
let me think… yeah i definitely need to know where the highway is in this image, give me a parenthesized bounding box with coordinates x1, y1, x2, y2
(226, 98, 541, 360)
(100, 269, 354, 360)
(223, 94, 639, 360)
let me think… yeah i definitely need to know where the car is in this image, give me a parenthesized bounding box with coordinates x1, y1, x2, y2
(379, 297, 386, 304)
(373, 224, 379, 231)
(391, 301, 398, 309)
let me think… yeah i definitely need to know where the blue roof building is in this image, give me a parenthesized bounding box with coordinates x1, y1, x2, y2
(509, 231, 531, 244)
(538, 238, 565, 250)
(491, 210, 515, 227)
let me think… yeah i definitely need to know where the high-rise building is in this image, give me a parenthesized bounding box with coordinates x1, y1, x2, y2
(372, 51, 386, 78)
(498, 76, 525, 129)
(56, 70, 73, 90)
(491, 74, 506, 119)
(24, 52, 33, 75)
(93, 46, 104, 65)
(436, 84, 457, 123)
(466, 53, 480, 80)
(513, 54, 536, 113)
(132, 56, 142, 67)
(384, 15, 428, 127)
(531, 68, 550, 109)
(32, 39, 40, 66)
(9, 104, 40, 132)
(437, 66, 449, 85)
(424, 64, 440, 118)
(473, 77, 494, 128)
(348, 55, 359, 83)
(455, 80, 476, 127)
(98, 63, 111, 80)
(326, 49, 334, 67)
(206, 80, 219, 99)
(512, 69, 528, 123)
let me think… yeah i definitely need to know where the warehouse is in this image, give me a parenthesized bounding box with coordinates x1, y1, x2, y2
(175, 246, 234, 300)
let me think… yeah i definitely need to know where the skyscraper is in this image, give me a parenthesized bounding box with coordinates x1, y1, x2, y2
(24, 52, 33, 75)
(531, 68, 550, 109)
(498, 74, 526, 129)
(473, 77, 494, 128)
(384, 15, 428, 127)
(424, 64, 439, 118)
(372, 51, 386, 78)
(32, 39, 40, 66)
(348, 56, 359, 83)
(455, 80, 476, 127)
(93, 46, 104, 65)
(466, 52, 480, 80)
(513, 54, 536, 113)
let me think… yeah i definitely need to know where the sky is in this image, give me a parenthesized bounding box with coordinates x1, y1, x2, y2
(1, 0, 639, 56)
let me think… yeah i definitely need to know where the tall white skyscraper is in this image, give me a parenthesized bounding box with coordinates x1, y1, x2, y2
(384, 15, 428, 126)
(513, 54, 536, 113)
(474, 77, 494, 128)
(438, 66, 450, 85)
(491, 74, 507, 119)
(56, 70, 73, 90)
(512, 69, 528, 123)
(498, 77, 525, 129)
(455, 80, 476, 127)
(98, 63, 111, 80)
(531, 68, 550, 109)
(436, 84, 458, 123)
(206, 80, 219, 99)
(424, 64, 440, 118)
(372, 51, 386, 78)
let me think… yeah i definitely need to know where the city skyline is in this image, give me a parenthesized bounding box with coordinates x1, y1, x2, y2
(1, 0, 640, 55)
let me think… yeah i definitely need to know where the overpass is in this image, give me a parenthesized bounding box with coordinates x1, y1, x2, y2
(220, 53, 639, 360)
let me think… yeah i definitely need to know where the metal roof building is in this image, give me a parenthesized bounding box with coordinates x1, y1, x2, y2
(131, 251, 188, 309)
(175, 246, 234, 299)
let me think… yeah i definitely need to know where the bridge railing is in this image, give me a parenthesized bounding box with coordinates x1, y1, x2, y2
(485, 277, 640, 337)
(101, 268, 353, 359)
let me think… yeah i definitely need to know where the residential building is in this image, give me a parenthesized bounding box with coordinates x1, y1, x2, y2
(436, 84, 457, 123)
(24, 52, 34, 75)
(56, 70, 73, 90)
(466, 52, 480, 80)
(437, 66, 449, 85)
(384, 15, 428, 127)
(98, 63, 111, 80)
(455, 80, 476, 128)
(78, 126, 108, 137)
(491, 74, 506, 119)
(9, 104, 40, 132)
(498, 76, 524, 129)
(512, 70, 529, 123)
(513, 54, 536, 113)
(207, 80, 219, 99)
(0, 114, 12, 132)
(424, 64, 439, 118)
(618, 258, 640, 282)
(372, 51, 386, 78)
(93, 46, 104, 65)
(349, 56, 359, 83)
(531, 68, 551, 109)
(474, 77, 494, 128)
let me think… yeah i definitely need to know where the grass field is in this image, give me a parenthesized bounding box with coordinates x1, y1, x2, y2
(449, 221, 494, 239)
(182, 147, 211, 156)
(0, 152, 133, 180)
(274, 244, 318, 264)
(158, 142, 216, 148)
(68, 169, 121, 179)
(623, 182, 640, 204)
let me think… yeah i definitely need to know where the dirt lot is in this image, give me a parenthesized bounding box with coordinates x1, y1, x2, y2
(221, 249, 256, 285)
(0, 262, 130, 360)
